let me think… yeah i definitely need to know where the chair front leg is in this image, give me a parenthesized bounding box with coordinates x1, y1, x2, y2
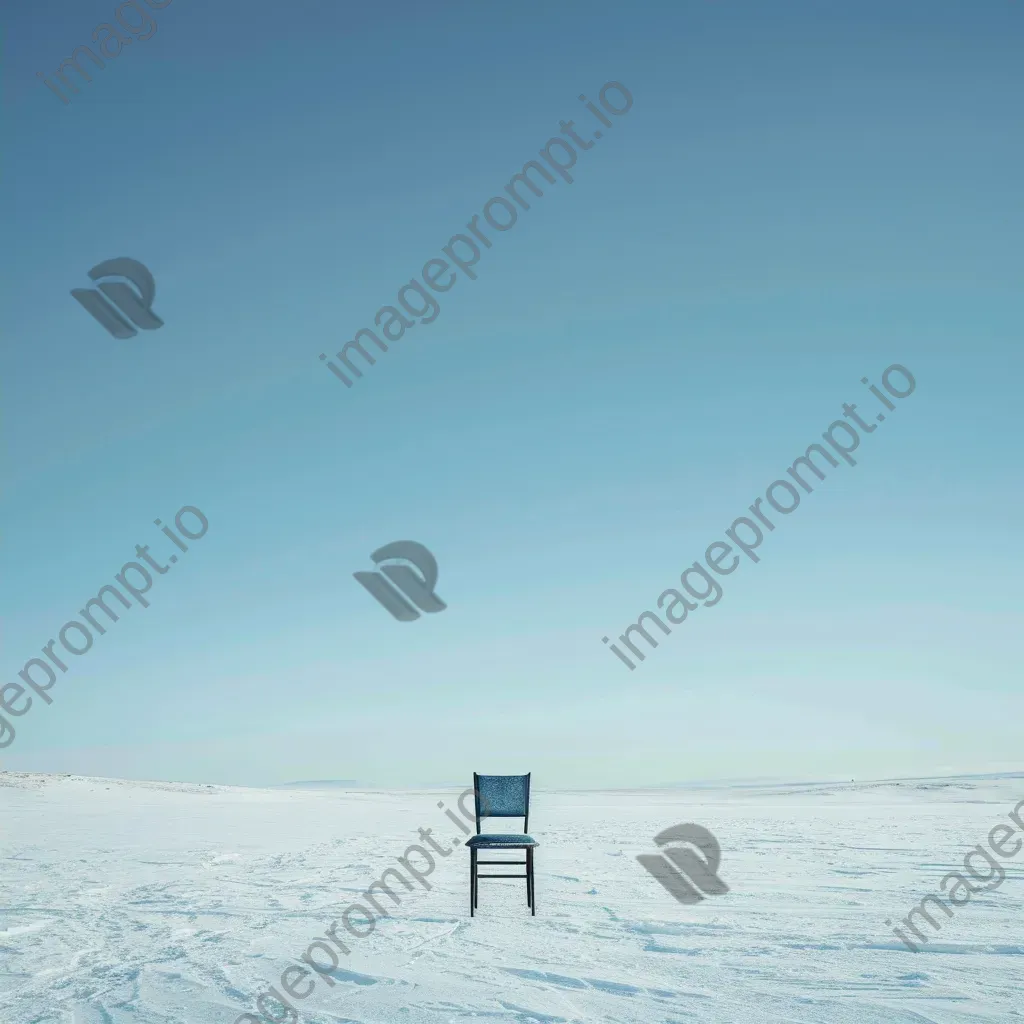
(470, 848, 476, 917)
(528, 847, 536, 916)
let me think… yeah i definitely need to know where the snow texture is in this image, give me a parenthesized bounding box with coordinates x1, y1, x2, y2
(2, 771, 1022, 1023)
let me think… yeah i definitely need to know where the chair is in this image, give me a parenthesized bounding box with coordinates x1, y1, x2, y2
(467, 772, 538, 916)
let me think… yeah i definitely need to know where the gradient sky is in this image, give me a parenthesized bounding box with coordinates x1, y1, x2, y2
(1, 0, 1021, 787)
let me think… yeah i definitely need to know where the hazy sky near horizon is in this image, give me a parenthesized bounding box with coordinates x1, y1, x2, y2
(2, 0, 1022, 788)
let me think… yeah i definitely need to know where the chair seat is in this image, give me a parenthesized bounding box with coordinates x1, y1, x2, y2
(467, 833, 538, 848)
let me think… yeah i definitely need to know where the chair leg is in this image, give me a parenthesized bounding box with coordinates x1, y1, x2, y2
(528, 847, 536, 916)
(526, 847, 532, 909)
(470, 848, 476, 917)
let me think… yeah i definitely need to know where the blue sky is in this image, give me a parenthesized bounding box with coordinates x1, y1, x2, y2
(1, 0, 1021, 787)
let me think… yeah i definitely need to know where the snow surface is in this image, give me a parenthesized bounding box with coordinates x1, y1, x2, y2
(2, 772, 1023, 1023)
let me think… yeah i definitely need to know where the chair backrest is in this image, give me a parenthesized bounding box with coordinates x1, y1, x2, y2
(473, 772, 531, 834)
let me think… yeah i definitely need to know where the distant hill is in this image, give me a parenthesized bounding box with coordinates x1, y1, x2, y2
(274, 779, 362, 789)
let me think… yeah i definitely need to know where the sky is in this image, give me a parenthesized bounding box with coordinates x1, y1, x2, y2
(1, 0, 1022, 788)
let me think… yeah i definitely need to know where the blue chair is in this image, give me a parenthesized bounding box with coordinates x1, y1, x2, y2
(467, 772, 538, 916)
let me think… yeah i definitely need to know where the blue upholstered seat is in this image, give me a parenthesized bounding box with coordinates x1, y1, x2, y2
(467, 833, 538, 848)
